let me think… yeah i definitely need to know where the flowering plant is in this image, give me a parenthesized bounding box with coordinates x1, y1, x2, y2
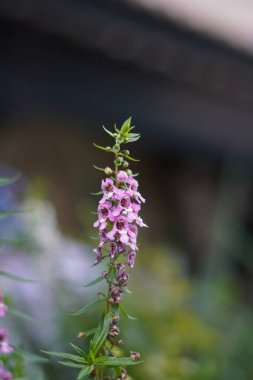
(0, 174, 27, 380)
(44, 117, 147, 379)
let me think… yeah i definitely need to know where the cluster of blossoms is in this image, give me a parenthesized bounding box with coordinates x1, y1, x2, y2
(0, 291, 12, 380)
(93, 170, 147, 305)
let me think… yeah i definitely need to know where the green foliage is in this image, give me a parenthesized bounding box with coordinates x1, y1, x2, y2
(90, 313, 112, 356)
(0, 173, 21, 187)
(70, 299, 105, 316)
(83, 276, 105, 288)
(93, 117, 141, 169)
(0, 270, 36, 283)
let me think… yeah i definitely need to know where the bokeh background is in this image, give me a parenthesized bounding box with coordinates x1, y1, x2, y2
(0, 1, 253, 379)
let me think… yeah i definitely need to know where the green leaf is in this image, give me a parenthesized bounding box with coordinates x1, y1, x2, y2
(0, 173, 21, 187)
(17, 349, 50, 363)
(107, 265, 116, 282)
(102, 125, 115, 138)
(120, 117, 132, 134)
(93, 143, 112, 152)
(83, 276, 104, 288)
(69, 344, 89, 363)
(126, 136, 140, 143)
(0, 238, 29, 246)
(0, 210, 25, 217)
(125, 287, 133, 294)
(119, 304, 138, 320)
(111, 303, 119, 315)
(91, 312, 112, 356)
(95, 356, 143, 366)
(0, 270, 36, 283)
(90, 191, 103, 196)
(70, 299, 104, 316)
(122, 154, 140, 162)
(8, 308, 37, 323)
(93, 165, 105, 172)
(41, 350, 86, 364)
(58, 361, 84, 369)
(114, 124, 119, 133)
(76, 365, 94, 380)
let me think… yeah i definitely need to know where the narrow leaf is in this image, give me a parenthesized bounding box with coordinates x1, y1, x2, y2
(125, 288, 133, 294)
(93, 143, 112, 152)
(83, 276, 104, 288)
(41, 351, 86, 364)
(0, 173, 21, 187)
(114, 124, 119, 133)
(0, 270, 36, 283)
(0, 210, 25, 217)
(123, 155, 140, 162)
(90, 191, 103, 196)
(120, 117, 132, 134)
(77, 365, 94, 380)
(16, 349, 49, 363)
(69, 343, 89, 362)
(95, 356, 143, 366)
(58, 361, 84, 369)
(119, 304, 138, 320)
(70, 299, 104, 316)
(102, 125, 115, 138)
(0, 238, 28, 246)
(8, 308, 37, 323)
(91, 313, 112, 356)
(93, 165, 105, 172)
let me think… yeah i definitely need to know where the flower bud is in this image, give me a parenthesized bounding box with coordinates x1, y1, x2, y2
(117, 170, 128, 183)
(126, 169, 132, 176)
(104, 167, 113, 175)
(122, 161, 129, 168)
(130, 351, 141, 361)
(114, 157, 123, 166)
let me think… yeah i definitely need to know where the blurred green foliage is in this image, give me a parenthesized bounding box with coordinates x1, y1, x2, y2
(119, 246, 253, 380)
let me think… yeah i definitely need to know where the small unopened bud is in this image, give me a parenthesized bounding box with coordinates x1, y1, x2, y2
(122, 161, 129, 168)
(114, 157, 123, 166)
(130, 351, 141, 361)
(106, 146, 111, 151)
(104, 167, 113, 175)
(112, 315, 120, 325)
(108, 325, 120, 337)
(126, 169, 132, 176)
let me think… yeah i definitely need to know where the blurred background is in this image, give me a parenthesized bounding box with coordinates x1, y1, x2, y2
(0, 0, 253, 379)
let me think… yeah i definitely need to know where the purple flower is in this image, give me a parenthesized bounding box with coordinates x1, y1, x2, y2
(0, 328, 12, 354)
(92, 247, 103, 265)
(117, 170, 128, 183)
(94, 201, 112, 230)
(127, 250, 136, 269)
(126, 177, 145, 203)
(0, 292, 7, 318)
(0, 366, 12, 380)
